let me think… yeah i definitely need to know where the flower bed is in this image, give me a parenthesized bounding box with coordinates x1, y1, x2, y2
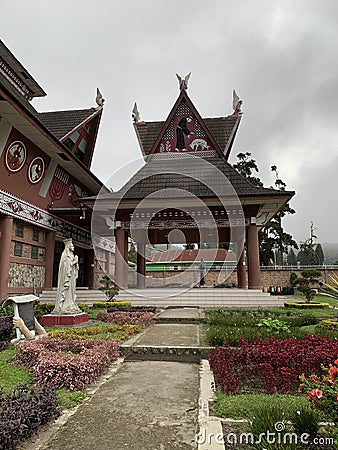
(209, 335, 338, 395)
(49, 323, 139, 341)
(14, 337, 119, 391)
(107, 306, 156, 314)
(0, 384, 59, 450)
(97, 311, 154, 329)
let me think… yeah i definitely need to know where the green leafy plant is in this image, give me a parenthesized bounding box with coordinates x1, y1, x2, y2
(290, 406, 319, 438)
(257, 318, 291, 335)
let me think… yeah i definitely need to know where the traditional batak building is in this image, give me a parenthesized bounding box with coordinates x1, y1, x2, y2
(85, 74, 295, 293)
(0, 40, 114, 301)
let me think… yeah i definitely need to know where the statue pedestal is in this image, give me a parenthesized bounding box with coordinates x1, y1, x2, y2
(41, 312, 88, 327)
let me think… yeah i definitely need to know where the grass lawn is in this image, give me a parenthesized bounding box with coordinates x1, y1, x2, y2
(213, 393, 313, 420)
(0, 346, 32, 393)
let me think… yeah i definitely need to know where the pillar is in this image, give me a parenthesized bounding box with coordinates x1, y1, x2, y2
(44, 230, 56, 290)
(0, 215, 13, 301)
(84, 249, 95, 289)
(237, 247, 247, 288)
(115, 228, 128, 289)
(246, 222, 261, 289)
(106, 249, 111, 275)
(137, 242, 146, 289)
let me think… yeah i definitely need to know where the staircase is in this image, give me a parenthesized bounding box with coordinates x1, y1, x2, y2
(38, 289, 107, 305)
(115, 288, 282, 308)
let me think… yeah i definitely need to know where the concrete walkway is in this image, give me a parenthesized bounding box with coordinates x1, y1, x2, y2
(26, 308, 202, 450)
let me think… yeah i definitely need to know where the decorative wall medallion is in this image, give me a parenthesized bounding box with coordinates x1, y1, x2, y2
(28, 157, 45, 184)
(5, 141, 26, 172)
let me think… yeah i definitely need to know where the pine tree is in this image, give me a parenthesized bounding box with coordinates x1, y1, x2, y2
(287, 248, 297, 266)
(233, 153, 298, 265)
(314, 243, 324, 265)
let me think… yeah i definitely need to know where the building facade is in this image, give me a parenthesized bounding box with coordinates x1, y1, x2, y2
(0, 40, 114, 301)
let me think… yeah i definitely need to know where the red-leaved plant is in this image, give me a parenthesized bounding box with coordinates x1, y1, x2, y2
(209, 335, 338, 395)
(14, 337, 119, 391)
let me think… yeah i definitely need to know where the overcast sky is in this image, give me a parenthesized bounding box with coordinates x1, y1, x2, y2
(2, 0, 338, 244)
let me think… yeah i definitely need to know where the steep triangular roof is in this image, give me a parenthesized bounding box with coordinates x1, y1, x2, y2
(134, 89, 241, 161)
(37, 107, 100, 140)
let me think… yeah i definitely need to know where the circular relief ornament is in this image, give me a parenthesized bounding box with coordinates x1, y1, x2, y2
(5, 141, 26, 172)
(28, 157, 45, 184)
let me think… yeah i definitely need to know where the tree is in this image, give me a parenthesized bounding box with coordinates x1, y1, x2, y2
(299, 222, 319, 266)
(293, 269, 322, 303)
(268, 166, 298, 264)
(315, 243, 325, 265)
(287, 248, 297, 266)
(233, 153, 298, 265)
(233, 152, 264, 187)
(128, 243, 137, 264)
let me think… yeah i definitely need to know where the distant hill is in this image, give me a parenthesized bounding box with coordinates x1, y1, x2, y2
(321, 243, 338, 264)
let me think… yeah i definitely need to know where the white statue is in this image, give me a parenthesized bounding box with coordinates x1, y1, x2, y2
(52, 238, 81, 315)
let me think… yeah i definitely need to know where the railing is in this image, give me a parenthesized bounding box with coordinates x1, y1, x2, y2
(260, 265, 338, 270)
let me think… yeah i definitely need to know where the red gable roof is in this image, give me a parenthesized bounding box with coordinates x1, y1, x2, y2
(148, 248, 236, 263)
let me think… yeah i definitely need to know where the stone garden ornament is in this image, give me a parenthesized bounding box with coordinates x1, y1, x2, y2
(52, 238, 81, 315)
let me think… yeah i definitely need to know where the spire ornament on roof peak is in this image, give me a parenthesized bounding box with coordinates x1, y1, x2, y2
(231, 90, 243, 117)
(95, 88, 105, 107)
(132, 102, 141, 123)
(176, 72, 191, 91)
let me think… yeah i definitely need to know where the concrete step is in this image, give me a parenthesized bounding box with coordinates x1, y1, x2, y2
(121, 345, 213, 363)
(38, 289, 107, 305)
(114, 288, 282, 308)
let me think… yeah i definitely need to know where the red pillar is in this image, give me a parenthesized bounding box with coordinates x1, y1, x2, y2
(44, 230, 56, 290)
(0, 215, 13, 301)
(237, 247, 247, 288)
(115, 228, 127, 289)
(246, 223, 261, 289)
(137, 242, 146, 289)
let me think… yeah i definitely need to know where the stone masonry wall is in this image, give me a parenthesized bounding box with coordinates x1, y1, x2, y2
(8, 262, 45, 288)
(145, 268, 338, 288)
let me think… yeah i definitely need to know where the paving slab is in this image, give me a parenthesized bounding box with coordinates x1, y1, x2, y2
(135, 323, 199, 347)
(157, 308, 204, 320)
(40, 361, 199, 450)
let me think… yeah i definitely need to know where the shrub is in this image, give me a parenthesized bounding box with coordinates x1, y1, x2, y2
(286, 315, 320, 327)
(0, 384, 59, 450)
(98, 274, 119, 300)
(284, 302, 330, 309)
(97, 312, 154, 329)
(293, 269, 322, 303)
(209, 335, 338, 395)
(0, 316, 13, 341)
(316, 320, 338, 330)
(14, 338, 120, 391)
(49, 323, 139, 341)
(107, 306, 156, 314)
(92, 301, 131, 309)
(34, 303, 54, 316)
(300, 360, 338, 423)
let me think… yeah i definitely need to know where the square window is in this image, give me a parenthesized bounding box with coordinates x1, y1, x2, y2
(31, 246, 38, 259)
(15, 222, 24, 237)
(14, 242, 23, 257)
(32, 228, 39, 241)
